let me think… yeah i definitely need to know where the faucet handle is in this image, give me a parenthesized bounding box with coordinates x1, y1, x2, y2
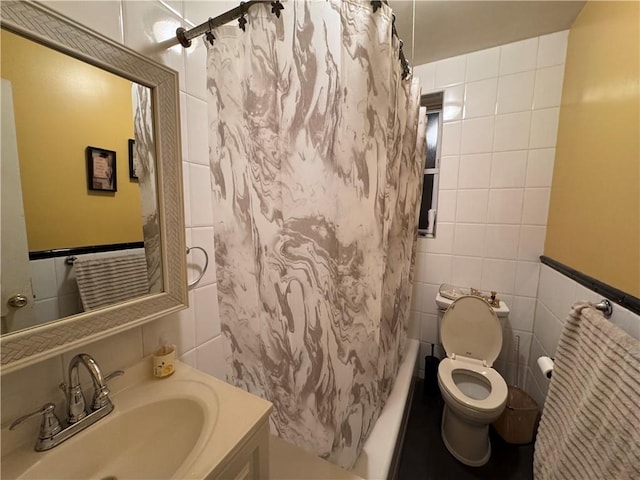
(104, 370, 124, 382)
(91, 370, 124, 410)
(10, 403, 62, 439)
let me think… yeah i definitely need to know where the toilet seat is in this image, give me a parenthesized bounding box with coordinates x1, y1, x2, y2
(438, 357, 507, 413)
(440, 295, 502, 366)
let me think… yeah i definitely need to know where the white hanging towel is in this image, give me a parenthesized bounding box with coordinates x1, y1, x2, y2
(74, 252, 149, 311)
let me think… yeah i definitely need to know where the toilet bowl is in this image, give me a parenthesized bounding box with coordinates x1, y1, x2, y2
(436, 295, 508, 467)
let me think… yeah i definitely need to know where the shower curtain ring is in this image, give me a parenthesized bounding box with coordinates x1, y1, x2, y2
(271, 1, 284, 18)
(205, 18, 216, 46)
(238, 2, 247, 31)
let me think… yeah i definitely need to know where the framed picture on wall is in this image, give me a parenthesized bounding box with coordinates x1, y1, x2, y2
(128, 138, 139, 180)
(86, 146, 117, 192)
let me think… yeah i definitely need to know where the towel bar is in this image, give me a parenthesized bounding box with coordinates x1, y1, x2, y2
(593, 299, 612, 318)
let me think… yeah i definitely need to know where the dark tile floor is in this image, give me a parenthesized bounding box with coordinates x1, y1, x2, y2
(397, 380, 534, 480)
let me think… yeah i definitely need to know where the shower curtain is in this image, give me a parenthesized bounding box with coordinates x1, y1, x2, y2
(207, 0, 425, 468)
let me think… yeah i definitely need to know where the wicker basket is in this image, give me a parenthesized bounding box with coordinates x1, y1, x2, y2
(492, 386, 540, 445)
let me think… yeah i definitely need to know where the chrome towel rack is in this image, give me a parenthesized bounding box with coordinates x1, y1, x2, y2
(594, 299, 613, 318)
(186, 246, 209, 288)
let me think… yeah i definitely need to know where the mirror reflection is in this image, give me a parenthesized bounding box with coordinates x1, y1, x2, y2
(1, 29, 162, 336)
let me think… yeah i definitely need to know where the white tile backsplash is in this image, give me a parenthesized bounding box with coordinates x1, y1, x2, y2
(195, 335, 229, 381)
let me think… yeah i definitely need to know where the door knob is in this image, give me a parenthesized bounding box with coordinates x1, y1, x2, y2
(7, 294, 28, 308)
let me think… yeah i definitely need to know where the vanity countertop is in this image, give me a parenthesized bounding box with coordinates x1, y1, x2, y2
(1, 358, 273, 480)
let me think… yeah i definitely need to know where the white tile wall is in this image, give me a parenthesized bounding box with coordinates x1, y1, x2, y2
(411, 31, 569, 381)
(2, 0, 229, 434)
(525, 264, 640, 409)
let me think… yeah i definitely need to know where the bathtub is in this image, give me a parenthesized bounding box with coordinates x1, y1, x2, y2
(350, 339, 420, 479)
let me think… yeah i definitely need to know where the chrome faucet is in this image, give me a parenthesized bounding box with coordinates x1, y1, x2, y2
(65, 353, 113, 423)
(9, 353, 123, 451)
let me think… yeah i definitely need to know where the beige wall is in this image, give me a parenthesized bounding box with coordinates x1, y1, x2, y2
(545, 1, 640, 296)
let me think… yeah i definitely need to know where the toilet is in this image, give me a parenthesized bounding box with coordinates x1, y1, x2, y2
(436, 294, 508, 467)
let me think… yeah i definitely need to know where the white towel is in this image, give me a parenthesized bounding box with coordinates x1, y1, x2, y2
(74, 252, 150, 311)
(534, 302, 640, 480)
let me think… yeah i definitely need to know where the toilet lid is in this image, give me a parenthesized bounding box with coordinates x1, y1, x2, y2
(441, 295, 502, 366)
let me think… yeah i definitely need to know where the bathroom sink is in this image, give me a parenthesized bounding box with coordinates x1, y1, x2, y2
(11, 394, 210, 479)
(2, 360, 271, 480)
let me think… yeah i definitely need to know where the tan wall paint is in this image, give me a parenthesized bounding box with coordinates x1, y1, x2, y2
(545, 1, 640, 296)
(1, 30, 143, 252)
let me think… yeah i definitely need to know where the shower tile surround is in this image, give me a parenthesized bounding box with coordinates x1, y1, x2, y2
(1, 0, 233, 451)
(409, 31, 569, 393)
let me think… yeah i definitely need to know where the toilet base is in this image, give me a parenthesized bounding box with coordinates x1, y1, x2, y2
(441, 405, 492, 467)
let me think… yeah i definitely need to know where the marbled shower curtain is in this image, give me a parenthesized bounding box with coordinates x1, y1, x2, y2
(208, 0, 425, 468)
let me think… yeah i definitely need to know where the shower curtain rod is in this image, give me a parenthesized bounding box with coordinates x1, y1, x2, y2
(175, 0, 411, 78)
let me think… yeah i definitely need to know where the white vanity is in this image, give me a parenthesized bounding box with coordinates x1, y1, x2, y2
(1, 359, 272, 479)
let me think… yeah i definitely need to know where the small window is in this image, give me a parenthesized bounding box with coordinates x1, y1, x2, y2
(418, 92, 443, 237)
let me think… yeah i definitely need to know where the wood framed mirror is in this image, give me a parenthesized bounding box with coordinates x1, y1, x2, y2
(0, 0, 187, 374)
